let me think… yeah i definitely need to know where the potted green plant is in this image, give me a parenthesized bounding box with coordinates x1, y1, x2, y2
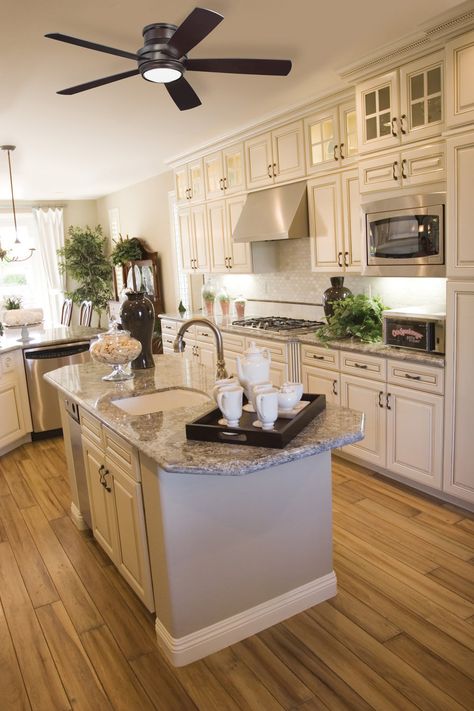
(3, 295, 22, 310)
(217, 287, 231, 316)
(110, 235, 144, 266)
(57, 225, 112, 326)
(316, 293, 386, 343)
(201, 279, 216, 318)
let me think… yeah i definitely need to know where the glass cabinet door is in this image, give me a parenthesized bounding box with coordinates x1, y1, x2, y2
(174, 166, 188, 203)
(203, 152, 224, 199)
(304, 107, 339, 172)
(188, 159, 204, 202)
(356, 70, 400, 154)
(223, 143, 245, 194)
(400, 51, 444, 143)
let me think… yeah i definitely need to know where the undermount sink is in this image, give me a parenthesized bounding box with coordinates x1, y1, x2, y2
(113, 388, 211, 416)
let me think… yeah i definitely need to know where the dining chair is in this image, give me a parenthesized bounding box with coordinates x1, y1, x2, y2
(79, 300, 93, 327)
(60, 298, 73, 326)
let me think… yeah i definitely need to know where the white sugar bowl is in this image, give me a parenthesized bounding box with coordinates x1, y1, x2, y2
(277, 383, 303, 412)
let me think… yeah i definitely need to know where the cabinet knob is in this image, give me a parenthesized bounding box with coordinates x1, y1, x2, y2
(344, 251, 349, 267)
(228, 256, 233, 269)
(312, 354, 325, 360)
(391, 117, 398, 137)
(339, 143, 345, 160)
(332, 380, 338, 396)
(225, 256, 229, 268)
(392, 161, 399, 181)
(386, 393, 392, 410)
(268, 164, 273, 178)
(273, 162, 277, 177)
(223, 176, 228, 190)
(400, 114, 407, 135)
(404, 373, 421, 380)
(401, 159, 408, 180)
(337, 251, 343, 267)
(354, 362, 368, 369)
(333, 145, 338, 161)
(219, 178, 224, 191)
(378, 391, 384, 408)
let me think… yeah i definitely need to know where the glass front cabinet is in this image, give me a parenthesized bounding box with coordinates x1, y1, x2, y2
(304, 100, 358, 173)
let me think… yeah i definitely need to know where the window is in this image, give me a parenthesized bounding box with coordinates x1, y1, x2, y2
(0, 212, 47, 314)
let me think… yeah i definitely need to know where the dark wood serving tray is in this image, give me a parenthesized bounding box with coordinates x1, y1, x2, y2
(186, 393, 326, 448)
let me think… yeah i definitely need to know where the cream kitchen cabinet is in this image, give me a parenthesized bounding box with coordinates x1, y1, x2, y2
(300, 343, 341, 405)
(358, 141, 446, 194)
(222, 332, 246, 379)
(244, 336, 288, 387)
(245, 120, 305, 190)
(174, 158, 205, 204)
(447, 131, 474, 278)
(0, 349, 32, 453)
(177, 203, 211, 274)
(207, 196, 252, 273)
(203, 143, 246, 199)
(81, 413, 154, 611)
(304, 100, 358, 174)
(356, 52, 444, 155)
(444, 282, 474, 504)
(445, 30, 474, 129)
(308, 168, 362, 272)
(161, 318, 178, 353)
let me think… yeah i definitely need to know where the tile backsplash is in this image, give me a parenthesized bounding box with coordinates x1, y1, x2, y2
(203, 238, 446, 320)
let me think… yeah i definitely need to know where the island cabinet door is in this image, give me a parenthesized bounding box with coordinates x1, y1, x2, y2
(340, 374, 387, 468)
(301, 364, 340, 405)
(82, 437, 118, 562)
(108, 462, 155, 612)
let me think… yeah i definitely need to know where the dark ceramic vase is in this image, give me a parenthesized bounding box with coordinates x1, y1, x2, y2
(120, 292, 155, 369)
(322, 277, 352, 321)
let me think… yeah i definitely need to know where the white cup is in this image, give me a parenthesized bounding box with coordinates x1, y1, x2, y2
(278, 383, 303, 412)
(212, 376, 238, 403)
(249, 381, 273, 412)
(282, 381, 304, 401)
(255, 389, 279, 430)
(217, 385, 243, 427)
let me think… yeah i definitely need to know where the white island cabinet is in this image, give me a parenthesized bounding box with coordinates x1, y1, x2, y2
(45, 355, 363, 667)
(0, 348, 32, 454)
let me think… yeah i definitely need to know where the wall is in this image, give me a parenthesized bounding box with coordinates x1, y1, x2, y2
(96, 171, 176, 313)
(202, 239, 447, 320)
(63, 201, 98, 232)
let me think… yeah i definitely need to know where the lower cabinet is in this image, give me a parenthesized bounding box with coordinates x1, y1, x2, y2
(340, 373, 387, 468)
(81, 422, 155, 612)
(0, 349, 32, 452)
(301, 365, 340, 405)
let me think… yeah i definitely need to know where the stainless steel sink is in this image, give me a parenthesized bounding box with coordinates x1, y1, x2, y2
(112, 388, 211, 416)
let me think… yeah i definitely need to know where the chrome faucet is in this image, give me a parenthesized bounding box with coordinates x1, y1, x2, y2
(173, 317, 228, 380)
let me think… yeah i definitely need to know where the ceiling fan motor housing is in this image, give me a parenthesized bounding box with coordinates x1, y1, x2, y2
(138, 23, 184, 81)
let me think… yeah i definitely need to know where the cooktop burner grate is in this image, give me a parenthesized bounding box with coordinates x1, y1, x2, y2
(231, 316, 325, 333)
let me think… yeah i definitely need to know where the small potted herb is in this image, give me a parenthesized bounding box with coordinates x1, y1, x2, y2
(316, 294, 386, 343)
(217, 287, 231, 316)
(201, 279, 216, 318)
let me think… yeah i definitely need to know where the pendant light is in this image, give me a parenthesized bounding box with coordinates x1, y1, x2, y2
(0, 145, 35, 263)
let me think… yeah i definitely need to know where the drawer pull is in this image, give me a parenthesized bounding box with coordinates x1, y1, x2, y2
(312, 354, 325, 360)
(386, 393, 392, 410)
(378, 391, 384, 408)
(332, 380, 338, 396)
(354, 362, 368, 369)
(405, 373, 421, 380)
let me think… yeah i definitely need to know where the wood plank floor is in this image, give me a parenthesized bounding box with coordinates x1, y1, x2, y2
(0, 437, 473, 710)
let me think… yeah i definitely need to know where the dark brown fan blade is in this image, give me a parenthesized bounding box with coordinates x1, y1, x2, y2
(57, 69, 140, 95)
(185, 58, 292, 76)
(165, 77, 201, 110)
(166, 8, 223, 57)
(45, 33, 140, 61)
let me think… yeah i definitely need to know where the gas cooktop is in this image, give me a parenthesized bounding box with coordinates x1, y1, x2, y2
(231, 316, 325, 334)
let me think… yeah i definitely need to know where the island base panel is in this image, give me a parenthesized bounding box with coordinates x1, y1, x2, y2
(141, 450, 336, 666)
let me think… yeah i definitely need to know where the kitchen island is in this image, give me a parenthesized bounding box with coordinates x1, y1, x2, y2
(46, 354, 364, 666)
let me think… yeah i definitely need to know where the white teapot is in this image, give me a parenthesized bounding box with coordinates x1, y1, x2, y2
(236, 340, 271, 388)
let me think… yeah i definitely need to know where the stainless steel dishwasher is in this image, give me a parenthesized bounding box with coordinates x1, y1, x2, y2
(23, 341, 91, 435)
(63, 396, 91, 529)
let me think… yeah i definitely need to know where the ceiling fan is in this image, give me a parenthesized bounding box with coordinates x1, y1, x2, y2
(45, 7, 292, 111)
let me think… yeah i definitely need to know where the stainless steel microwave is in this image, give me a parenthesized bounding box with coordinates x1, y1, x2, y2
(362, 193, 445, 276)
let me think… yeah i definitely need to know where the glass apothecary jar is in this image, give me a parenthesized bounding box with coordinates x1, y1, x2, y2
(201, 279, 216, 318)
(90, 322, 142, 381)
(217, 286, 231, 316)
(234, 294, 246, 319)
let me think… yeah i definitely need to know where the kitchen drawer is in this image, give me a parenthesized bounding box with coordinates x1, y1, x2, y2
(162, 334, 176, 352)
(340, 351, 386, 382)
(104, 425, 140, 480)
(161, 319, 179, 335)
(387, 359, 444, 395)
(222, 332, 246, 352)
(301, 343, 340, 371)
(80, 409, 104, 448)
(196, 326, 216, 344)
(245, 336, 287, 363)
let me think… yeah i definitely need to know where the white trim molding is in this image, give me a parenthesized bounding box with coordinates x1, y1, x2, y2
(154, 571, 337, 667)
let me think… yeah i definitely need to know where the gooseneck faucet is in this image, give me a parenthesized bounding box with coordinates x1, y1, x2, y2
(173, 317, 229, 381)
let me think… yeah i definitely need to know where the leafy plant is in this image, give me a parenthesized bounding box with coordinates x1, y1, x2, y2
(3, 295, 22, 310)
(316, 294, 386, 343)
(57, 225, 112, 325)
(110, 235, 144, 266)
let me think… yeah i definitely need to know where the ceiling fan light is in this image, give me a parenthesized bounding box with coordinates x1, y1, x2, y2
(142, 66, 182, 83)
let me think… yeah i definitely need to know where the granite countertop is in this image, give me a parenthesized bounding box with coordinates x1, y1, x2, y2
(45, 354, 364, 476)
(0, 326, 103, 355)
(159, 313, 445, 367)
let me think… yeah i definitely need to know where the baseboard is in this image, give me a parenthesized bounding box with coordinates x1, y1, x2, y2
(70, 502, 89, 531)
(0, 433, 31, 457)
(155, 571, 337, 667)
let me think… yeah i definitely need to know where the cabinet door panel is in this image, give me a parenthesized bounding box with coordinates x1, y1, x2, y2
(339, 101, 358, 164)
(340, 375, 386, 467)
(447, 133, 474, 278)
(308, 175, 343, 271)
(207, 200, 228, 273)
(83, 440, 117, 561)
(223, 143, 245, 194)
(386, 386, 443, 488)
(341, 169, 362, 271)
(446, 30, 474, 128)
(188, 159, 204, 202)
(272, 121, 305, 183)
(357, 71, 400, 154)
(304, 108, 339, 173)
(204, 151, 224, 200)
(402, 142, 446, 188)
(245, 133, 273, 189)
(358, 154, 401, 194)
(269, 360, 287, 388)
(227, 195, 252, 273)
(191, 204, 210, 273)
(177, 208, 193, 273)
(0, 382, 23, 447)
(302, 365, 340, 405)
(174, 166, 188, 203)
(111, 465, 155, 611)
(400, 52, 444, 143)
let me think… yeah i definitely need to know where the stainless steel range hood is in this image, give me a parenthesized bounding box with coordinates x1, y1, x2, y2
(232, 181, 309, 242)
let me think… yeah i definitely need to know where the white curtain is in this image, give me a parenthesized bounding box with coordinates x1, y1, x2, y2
(33, 208, 65, 326)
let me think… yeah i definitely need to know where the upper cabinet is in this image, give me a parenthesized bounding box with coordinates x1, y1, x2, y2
(304, 100, 358, 174)
(203, 143, 246, 200)
(446, 131, 474, 278)
(177, 204, 210, 274)
(356, 52, 444, 155)
(175, 158, 205, 204)
(245, 120, 305, 190)
(445, 30, 474, 129)
(207, 196, 252, 274)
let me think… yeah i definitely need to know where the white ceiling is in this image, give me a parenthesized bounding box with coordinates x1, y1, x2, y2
(0, 0, 465, 200)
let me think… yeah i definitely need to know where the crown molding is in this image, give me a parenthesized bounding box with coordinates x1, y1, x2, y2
(338, 1, 474, 84)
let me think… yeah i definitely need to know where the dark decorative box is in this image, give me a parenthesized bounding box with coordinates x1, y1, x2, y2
(186, 393, 326, 448)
